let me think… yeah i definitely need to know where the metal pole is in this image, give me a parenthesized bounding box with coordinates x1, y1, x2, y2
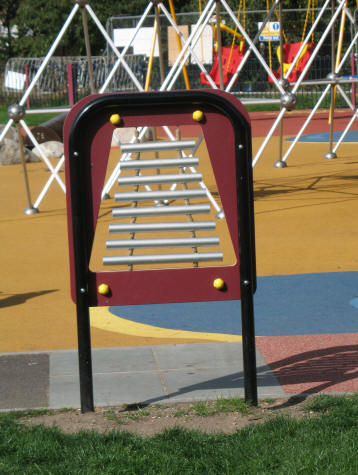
(16, 122, 38, 215)
(25, 64, 30, 109)
(277, 0, 285, 167)
(69, 142, 94, 413)
(155, 5, 165, 84)
(240, 279, 257, 406)
(252, 0, 347, 168)
(19, 4, 80, 107)
(168, 0, 190, 89)
(281, 27, 358, 164)
(99, 2, 153, 93)
(145, 20, 158, 90)
(291, 0, 346, 94)
(67, 64, 76, 105)
(326, 0, 337, 159)
(226, 0, 281, 92)
(352, 52, 356, 108)
(161, 0, 218, 91)
(76, 294, 94, 413)
(220, 0, 285, 94)
(33, 157, 65, 210)
(216, 1, 225, 89)
(284, 0, 331, 80)
(80, 3, 95, 95)
(20, 120, 66, 192)
(160, 2, 218, 89)
(86, 4, 144, 91)
(281, 85, 331, 162)
(7, 103, 38, 215)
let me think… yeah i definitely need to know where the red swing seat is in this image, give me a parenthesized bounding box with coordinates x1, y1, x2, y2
(268, 42, 315, 83)
(200, 45, 245, 88)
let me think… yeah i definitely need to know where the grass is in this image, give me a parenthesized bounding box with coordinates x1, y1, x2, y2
(0, 108, 58, 127)
(0, 394, 358, 473)
(105, 405, 151, 424)
(174, 397, 251, 418)
(103, 398, 252, 423)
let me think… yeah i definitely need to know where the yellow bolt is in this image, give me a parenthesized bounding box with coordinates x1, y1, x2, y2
(98, 283, 110, 295)
(192, 110, 204, 122)
(213, 278, 225, 290)
(110, 113, 121, 125)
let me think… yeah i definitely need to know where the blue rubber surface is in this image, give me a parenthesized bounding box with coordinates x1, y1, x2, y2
(286, 130, 358, 142)
(109, 272, 358, 336)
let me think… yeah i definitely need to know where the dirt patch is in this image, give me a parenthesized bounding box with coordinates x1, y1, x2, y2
(19, 396, 318, 437)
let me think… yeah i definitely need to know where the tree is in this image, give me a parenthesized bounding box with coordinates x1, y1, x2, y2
(0, 0, 21, 64)
(10, 0, 357, 60)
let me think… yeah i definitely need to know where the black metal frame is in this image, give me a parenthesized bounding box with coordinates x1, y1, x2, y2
(66, 90, 257, 411)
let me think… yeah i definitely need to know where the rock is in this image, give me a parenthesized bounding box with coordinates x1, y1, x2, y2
(32, 141, 64, 159)
(0, 138, 40, 165)
(0, 124, 18, 142)
(112, 127, 137, 146)
(111, 127, 152, 147)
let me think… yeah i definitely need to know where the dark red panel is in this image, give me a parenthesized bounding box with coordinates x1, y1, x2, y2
(64, 90, 254, 307)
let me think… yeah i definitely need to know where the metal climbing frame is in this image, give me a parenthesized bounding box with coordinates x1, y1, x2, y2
(250, 0, 358, 167)
(64, 89, 257, 412)
(3, 0, 358, 214)
(102, 0, 358, 182)
(0, 0, 160, 212)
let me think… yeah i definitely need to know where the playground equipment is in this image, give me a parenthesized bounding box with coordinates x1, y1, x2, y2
(3, 0, 358, 215)
(64, 89, 257, 412)
(267, 0, 315, 83)
(268, 42, 315, 83)
(0, 0, 158, 213)
(100, 0, 358, 173)
(200, 1, 246, 88)
(200, 44, 246, 88)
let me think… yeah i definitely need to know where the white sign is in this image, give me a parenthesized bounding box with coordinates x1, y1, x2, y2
(4, 71, 26, 90)
(258, 22, 280, 42)
(113, 27, 159, 57)
(190, 25, 213, 64)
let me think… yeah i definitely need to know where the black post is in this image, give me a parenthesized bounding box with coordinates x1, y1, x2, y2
(236, 130, 258, 406)
(70, 148, 94, 413)
(75, 294, 94, 413)
(240, 280, 258, 405)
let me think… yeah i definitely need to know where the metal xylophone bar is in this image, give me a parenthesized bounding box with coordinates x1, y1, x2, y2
(106, 237, 220, 249)
(120, 139, 196, 153)
(108, 221, 216, 233)
(103, 252, 223, 266)
(117, 173, 202, 186)
(119, 158, 199, 169)
(109, 131, 220, 268)
(114, 189, 207, 202)
(112, 204, 210, 218)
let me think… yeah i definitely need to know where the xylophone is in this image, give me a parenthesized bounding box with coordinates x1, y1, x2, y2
(64, 89, 257, 412)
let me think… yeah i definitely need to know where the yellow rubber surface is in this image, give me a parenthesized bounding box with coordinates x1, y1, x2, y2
(1, 135, 358, 352)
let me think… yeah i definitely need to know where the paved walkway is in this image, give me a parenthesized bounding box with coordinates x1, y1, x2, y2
(0, 343, 285, 410)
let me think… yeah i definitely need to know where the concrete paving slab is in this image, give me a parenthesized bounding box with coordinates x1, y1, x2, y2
(49, 350, 78, 377)
(93, 372, 165, 407)
(152, 342, 241, 370)
(0, 353, 49, 410)
(49, 373, 80, 409)
(0, 342, 300, 411)
(91, 347, 157, 373)
(160, 367, 247, 402)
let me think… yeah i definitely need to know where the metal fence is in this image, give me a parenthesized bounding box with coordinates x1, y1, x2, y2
(0, 8, 357, 110)
(1, 55, 145, 109)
